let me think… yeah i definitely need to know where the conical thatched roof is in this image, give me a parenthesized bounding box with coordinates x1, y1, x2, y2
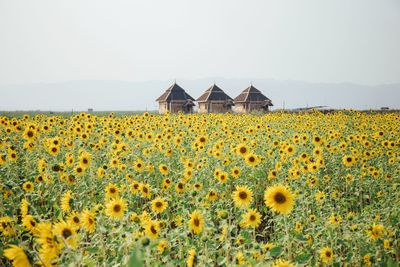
(234, 85, 273, 105)
(196, 84, 233, 102)
(156, 83, 195, 102)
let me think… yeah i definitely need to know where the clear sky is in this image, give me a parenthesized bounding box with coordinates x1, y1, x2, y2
(1, 0, 400, 86)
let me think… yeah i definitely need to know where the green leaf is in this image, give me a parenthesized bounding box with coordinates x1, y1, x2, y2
(295, 253, 310, 264)
(83, 258, 95, 267)
(295, 234, 308, 242)
(269, 246, 283, 257)
(128, 249, 143, 267)
(86, 247, 98, 253)
(346, 252, 353, 262)
(386, 257, 397, 267)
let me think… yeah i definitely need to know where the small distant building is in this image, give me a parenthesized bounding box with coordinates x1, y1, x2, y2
(88, 108, 94, 113)
(156, 83, 195, 114)
(197, 84, 234, 113)
(233, 85, 273, 113)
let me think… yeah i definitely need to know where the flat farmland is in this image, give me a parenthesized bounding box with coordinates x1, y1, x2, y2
(0, 111, 399, 266)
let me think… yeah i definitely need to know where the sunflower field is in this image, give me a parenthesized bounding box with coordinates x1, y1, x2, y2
(0, 111, 399, 266)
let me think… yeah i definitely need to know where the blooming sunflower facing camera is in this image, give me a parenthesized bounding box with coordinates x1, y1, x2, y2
(232, 185, 253, 208)
(264, 184, 295, 214)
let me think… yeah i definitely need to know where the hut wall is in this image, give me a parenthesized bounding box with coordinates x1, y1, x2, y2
(248, 102, 268, 112)
(212, 102, 233, 113)
(169, 100, 187, 113)
(234, 103, 247, 113)
(198, 103, 208, 113)
(198, 101, 232, 113)
(233, 102, 270, 113)
(158, 101, 168, 114)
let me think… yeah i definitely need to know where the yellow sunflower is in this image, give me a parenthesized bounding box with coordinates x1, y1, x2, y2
(367, 224, 384, 240)
(342, 155, 355, 167)
(140, 183, 151, 198)
(264, 184, 295, 214)
(105, 183, 119, 199)
(273, 259, 295, 267)
(60, 190, 72, 213)
(22, 181, 34, 193)
(145, 220, 160, 239)
(188, 210, 205, 235)
(67, 211, 81, 229)
(241, 209, 262, 228)
(217, 171, 229, 184)
(53, 220, 78, 249)
(20, 199, 29, 217)
(319, 247, 334, 263)
(186, 248, 196, 267)
(231, 167, 241, 178)
(81, 209, 96, 233)
(245, 153, 259, 166)
(3, 245, 31, 267)
(105, 198, 127, 220)
(151, 197, 168, 214)
(158, 164, 169, 175)
(236, 143, 249, 157)
(232, 185, 253, 208)
(22, 215, 38, 234)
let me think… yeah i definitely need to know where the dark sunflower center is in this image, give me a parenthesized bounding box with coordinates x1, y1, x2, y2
(62, 228, 72, 239)
(274, 192, 286, 204)
(110, 188, 116, 194)
(142, 187, 148, 193)
(249, 215, 256, 221)
(155, 202, 162, 208)
(83, 158, 88, 164)
(113, 204, 121, 212)
(347, 157, 352, 162)
(326, 251, 331, 257)
(150, 226, 157, 234)
(27, 131, 33, 137)
(73, 217, 80, 223)
(249, 157, 255, 162)
(193, 218, 200, 227)
(239, 147, 247, 154)
(239, 191, 248, 200)
(52, 147, 57, 152)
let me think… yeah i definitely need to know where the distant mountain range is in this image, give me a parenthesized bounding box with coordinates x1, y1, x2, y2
(0, 78, 399, 111)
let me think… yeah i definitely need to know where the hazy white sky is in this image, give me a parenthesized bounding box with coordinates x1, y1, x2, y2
(1, 0, 399, 86)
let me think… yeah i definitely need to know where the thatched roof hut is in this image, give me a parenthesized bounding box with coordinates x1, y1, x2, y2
(233, 85, 273, 113)
(156, 83, 195, 114)
(196, 84, 234, 113)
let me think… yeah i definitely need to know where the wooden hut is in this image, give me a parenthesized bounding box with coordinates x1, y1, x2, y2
(233, 85, 273, 113)
(196, 84, 234, 113)
(156, 83, 195, 114)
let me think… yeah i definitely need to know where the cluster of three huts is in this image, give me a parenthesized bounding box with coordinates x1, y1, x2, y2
(156, 83, 273, 114)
